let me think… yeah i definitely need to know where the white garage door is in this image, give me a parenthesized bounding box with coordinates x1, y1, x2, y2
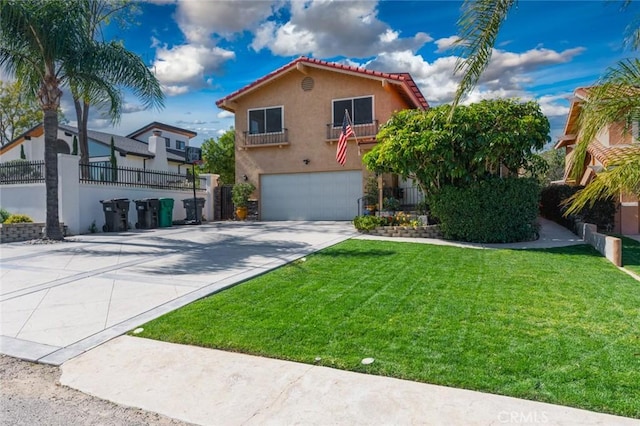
(261, 171, 362, 220)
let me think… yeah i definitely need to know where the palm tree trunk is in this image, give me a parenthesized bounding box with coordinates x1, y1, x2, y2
(40, 72, 64, 240)
(74, 97, 91, 178)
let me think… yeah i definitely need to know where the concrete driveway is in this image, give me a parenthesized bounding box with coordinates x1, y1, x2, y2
(0, 221, 355, 365)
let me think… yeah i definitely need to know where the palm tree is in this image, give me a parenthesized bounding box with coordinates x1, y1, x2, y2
(452, 0, 639, 214)
(72, 0, 162, 172)
(0, 0, 163, 239)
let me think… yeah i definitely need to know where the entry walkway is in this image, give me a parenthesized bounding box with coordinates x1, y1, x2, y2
(0, 221, 355, 365)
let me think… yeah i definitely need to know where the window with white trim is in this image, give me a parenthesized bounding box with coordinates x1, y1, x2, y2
(176, 140, 186, 150)
(248, 106, 283, 134)
(332, 96, 373, 126)
(164, 137, 170, 148)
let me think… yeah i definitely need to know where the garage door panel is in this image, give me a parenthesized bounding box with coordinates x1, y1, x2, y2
(261, 171, 362, 220)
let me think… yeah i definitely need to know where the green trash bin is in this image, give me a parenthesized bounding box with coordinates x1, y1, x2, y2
(158, 198, 174, 227)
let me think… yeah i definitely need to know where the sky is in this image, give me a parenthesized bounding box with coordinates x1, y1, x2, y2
(54, 1, 640, 147)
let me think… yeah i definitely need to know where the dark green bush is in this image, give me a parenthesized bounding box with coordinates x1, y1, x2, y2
(539, 184, 617, 232)
(430, 177, 540, 243)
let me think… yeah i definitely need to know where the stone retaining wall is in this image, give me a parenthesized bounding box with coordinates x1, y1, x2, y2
(367, 225, 442, 239)
(0, 223, 67, 243)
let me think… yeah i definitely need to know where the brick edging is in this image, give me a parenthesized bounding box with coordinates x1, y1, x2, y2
(363, 225, 442, 239)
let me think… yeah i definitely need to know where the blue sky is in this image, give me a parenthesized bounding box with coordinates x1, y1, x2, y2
(67, 1, 638, 146)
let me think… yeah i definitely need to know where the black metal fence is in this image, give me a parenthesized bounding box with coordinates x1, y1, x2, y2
(242, 129, 289, 146)
(80, 162, 206, 191)
(0, 160, 45, 184)
(326, 120, 379, 140)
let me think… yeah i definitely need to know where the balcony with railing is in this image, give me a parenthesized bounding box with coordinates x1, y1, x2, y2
(241, 129, 289, 148)
(326, 120, 379, 142)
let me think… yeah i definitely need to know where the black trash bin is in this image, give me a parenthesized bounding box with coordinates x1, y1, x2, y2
(134, 198, 160, 229)
(100, 198, 130, 232)
(182, 197, 206, 221)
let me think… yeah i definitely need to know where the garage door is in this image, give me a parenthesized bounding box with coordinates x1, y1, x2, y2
(261, 171, 362, 220)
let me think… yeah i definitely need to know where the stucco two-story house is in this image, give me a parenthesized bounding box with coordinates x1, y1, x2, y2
(216, 56, 428, 221)
(0, 122, 196, 174)
(555, 87, 640, 234)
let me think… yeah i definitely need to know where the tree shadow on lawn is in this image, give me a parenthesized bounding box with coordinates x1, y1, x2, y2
(620, 236, 640, 269)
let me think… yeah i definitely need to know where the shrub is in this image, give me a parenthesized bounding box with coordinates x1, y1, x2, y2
(0, 208, 10, 223)
(382, 196, 400, 212)
(353, 215, 386, 231)
(430, 177, 540, 243)
(539, 184, 616, 232)
(232, 182, 255, 208)
(4, 214, 34, 224)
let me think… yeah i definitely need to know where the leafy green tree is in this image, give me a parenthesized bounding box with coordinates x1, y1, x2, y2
(538, 148, 565, 186)
(201, 128, 235, 184)
(451, 0, 639, 213)
(363, 99, 549, 196)
(0, 80, 43, 145)
(0, 0, 161, 239)
(19, 144, 25, 159)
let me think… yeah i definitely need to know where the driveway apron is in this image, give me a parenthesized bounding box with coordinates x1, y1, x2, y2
(0, 221, 355, 365)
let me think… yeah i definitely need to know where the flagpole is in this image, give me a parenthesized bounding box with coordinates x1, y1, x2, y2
(345, 109, 360, 156)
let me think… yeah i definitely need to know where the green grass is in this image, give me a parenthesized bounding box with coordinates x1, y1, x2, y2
(138, 240, 640, 418)
(621, 236, 640, 275)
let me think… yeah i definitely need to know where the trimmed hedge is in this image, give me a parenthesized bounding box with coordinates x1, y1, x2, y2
(430, 177, 540, 243)
(539, 184, 616, 232)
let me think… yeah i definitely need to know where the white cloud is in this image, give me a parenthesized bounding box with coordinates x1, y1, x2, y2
(122, 103, 148, 114)
(537, 94, 571, 117)
(175, 0, 277, 43)
(217, 110, 234, 119)
(366, 45, 585, 106)
(435, 36, 459, 53)
(250, 0, 431, 58)
(151, 43, 235, 96)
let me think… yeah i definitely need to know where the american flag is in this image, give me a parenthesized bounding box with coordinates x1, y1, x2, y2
(336, 112, 354, 165)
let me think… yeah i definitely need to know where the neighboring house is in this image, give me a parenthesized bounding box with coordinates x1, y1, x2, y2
(0, 122, 196, 173)
(555, 87, 640, 234)
(216, 56, 428, 220)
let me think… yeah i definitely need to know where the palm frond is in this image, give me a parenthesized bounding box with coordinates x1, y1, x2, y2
(565, 154, 640, 214)
(449, 0, 516, 120)
(569, 58, 640, 181)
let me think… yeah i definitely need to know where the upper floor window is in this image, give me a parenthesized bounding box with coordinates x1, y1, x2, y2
(333, 96, 373, 126)
(164, 137, 170, 148)
(176, 140, 186, 150)
(249, 106, 283, 134)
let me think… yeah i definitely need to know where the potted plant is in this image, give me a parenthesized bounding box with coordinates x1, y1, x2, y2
(232, 182, 255, 220)
(364, 176, 379, 213)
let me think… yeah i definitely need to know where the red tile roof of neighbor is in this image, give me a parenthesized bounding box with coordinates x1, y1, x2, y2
(216, 56, 429, 111)
(587, 140, 640, 167)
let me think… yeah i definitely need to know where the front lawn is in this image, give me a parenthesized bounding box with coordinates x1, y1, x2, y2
(137, 240, 640, 418)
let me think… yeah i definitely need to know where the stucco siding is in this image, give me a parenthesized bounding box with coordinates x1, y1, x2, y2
(234, 66, 416, 199)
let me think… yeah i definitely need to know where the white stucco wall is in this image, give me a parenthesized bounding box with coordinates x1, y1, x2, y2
(1, 154, 215, 235)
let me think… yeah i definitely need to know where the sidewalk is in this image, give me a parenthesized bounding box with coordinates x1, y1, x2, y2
(61, 336, 639, 426)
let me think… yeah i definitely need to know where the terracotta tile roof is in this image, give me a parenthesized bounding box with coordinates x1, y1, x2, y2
(216, 56, 429, 110)
(587, 140, 640, 167)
